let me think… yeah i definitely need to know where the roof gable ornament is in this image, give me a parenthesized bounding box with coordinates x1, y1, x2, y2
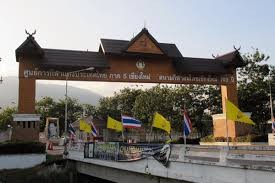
(233, 45, 241, 51)
(214, 46, 245, 68)
(124, 28, 165, 55)
(212, 54, 219, 58)
(15, 30, 44, 61)
(25, 29, 36, 37)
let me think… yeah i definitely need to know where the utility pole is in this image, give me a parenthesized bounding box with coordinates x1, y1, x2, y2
(64, 67, 94, 155)
(269, 67, 274, 120)
(0, 57, 3, 84)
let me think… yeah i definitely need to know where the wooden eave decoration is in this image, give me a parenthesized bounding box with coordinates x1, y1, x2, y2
(15, 35, 44, 62)
(217, 50, 245, 68)
(124, 28, 165, 55)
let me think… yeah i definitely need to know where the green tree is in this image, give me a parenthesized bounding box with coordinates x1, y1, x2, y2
(35, 97, 86, 133)
(116, 88, 142, 115)
(190, 85, 219, 137)
(36, 97, 56, 130)
(0, 107, 17, 131)
(97, 96, 121, 120)
(95, 84, 221, 137)
(238, 49, 272, 134)
(133, 85, 175, 127)
(51, 97, 83, 134)
(83, 104, 97, 117)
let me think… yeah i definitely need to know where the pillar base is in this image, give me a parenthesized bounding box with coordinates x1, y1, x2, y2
(268, 133, 275, 146)
(212, 113, 252, 138)
(11, 114, 41, 141)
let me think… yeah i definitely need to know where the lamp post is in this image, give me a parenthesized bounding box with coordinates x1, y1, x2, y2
(0, 57, 3, 84)
(64, 67, 94, 154)
(268, 68, 274, 121)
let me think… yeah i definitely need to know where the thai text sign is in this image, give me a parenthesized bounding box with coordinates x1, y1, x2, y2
(23, 69, 236, 85)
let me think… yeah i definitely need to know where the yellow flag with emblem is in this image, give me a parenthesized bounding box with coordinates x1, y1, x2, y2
(152, 112, 171, 134)
(107, 116, 123, 132)
(80, 119, 92, 133)
(226, 100, 255, 125)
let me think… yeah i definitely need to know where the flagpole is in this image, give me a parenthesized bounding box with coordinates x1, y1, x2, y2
(148, 112, 156, 144)
(183, 132, 186, 146)
(183, 118, 186, 151)
(121, 114, 125, 142)
(269, 69, 274, 121)
(148, 125, 153, 144)
(122, 128, 125, 142)
(225, 98, 229, 148)
(183, 105, 187, 148)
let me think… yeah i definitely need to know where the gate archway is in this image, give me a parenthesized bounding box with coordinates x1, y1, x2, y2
(13, 28, 246, 141)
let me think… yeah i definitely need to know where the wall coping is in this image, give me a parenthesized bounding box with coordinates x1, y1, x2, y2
(12, 114, 41, 121)
(0, 153, 46, 170)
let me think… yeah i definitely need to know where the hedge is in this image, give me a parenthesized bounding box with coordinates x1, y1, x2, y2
(200, 134, 268, 143)
(171, 137, 200, 144)
(0, 141, 46, 155)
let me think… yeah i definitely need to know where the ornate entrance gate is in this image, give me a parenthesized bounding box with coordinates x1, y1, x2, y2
(14, 28, 246, 141)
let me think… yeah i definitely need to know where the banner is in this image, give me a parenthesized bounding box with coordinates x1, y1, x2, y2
(84, 143, 94, 158)
(93, 142, 119, 161)
(84, 142, 171, 167)
(118, 143, 171, 167)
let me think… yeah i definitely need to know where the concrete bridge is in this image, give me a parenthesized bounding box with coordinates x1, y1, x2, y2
(67, 144, 275, 183)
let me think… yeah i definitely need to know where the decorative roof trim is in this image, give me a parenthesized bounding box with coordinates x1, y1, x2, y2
(15, 35, 44, 61)
(123, 28, 166, 54)
(216, 50, 245, 68)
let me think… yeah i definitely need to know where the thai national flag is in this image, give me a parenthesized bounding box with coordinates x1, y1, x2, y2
(183, 111, 192, 136)
(122, 115, 142, 128)
(91, 121, 98, 137)
(68, 123, 76, 137)
(272, 121, 275, 131)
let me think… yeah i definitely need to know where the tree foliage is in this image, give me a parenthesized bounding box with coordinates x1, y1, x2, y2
(35, 97, 84, 133)
(96, 84, 221, 137)
(0, 107, 17, 131)
(238, 49, 274, 134)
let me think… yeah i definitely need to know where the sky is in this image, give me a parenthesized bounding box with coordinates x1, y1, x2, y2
(0, 0, 275, 97)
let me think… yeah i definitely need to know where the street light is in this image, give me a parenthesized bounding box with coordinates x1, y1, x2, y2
(268, 67, 274, 121)
(0, 57, 3, 84)
(64, 67, 94, 154)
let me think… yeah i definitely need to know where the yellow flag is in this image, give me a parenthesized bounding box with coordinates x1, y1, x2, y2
(107, 116, 123, 132)
(152, 112, 171, 134)
(80, 119, 92, 133)
(226, 100, 255, 125)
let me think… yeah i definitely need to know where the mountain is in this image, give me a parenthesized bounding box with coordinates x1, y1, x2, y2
(0, 76, 102, 109)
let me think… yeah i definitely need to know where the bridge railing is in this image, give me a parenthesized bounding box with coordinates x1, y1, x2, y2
(68, 141, 275, 168)
(172, 144, 275, 165)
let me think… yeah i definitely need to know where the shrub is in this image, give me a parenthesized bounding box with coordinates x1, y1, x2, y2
(235, 135, 252, 142)
(0, 141, 46, 155)
(200, 134, 268, 143)
(200, 135, 214, 142)
(245, 135, 267, 142)
(171, 137, 200, 144)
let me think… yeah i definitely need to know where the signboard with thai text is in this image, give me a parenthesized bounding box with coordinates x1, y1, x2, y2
(22, 69, 236, 85)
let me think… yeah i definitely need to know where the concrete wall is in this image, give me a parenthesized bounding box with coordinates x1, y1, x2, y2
(76, 161, 190, 183)
(0, 130, 9, 142)
(0, 154, 46, 170)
